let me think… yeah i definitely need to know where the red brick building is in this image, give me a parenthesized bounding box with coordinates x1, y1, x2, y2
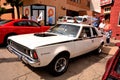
(101, 0, 120, 39)
(0, 0, 92, 20)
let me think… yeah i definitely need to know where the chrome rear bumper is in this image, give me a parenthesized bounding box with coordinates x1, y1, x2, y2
(7, 45, 40, 67)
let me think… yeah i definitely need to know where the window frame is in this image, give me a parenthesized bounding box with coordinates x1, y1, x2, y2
(91, 27, 98, 38)
(118, 12, 120, 26)
(79, 27, 91, 39)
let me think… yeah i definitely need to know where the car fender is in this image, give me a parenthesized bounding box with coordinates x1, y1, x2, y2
(36, 45, 70, 67)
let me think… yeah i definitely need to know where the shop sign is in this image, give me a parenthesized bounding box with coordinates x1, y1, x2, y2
(100, 0, 113, 6)
(32, 6, 45, 10)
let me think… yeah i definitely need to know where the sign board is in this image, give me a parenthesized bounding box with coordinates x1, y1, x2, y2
(32, 5, 45, 10)
(23, 6, 31, 19)
(100, 0, 113, 6)
(46, 6, 55, 25)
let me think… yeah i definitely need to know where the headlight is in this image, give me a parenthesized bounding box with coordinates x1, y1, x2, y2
(29, 51, 33, 58)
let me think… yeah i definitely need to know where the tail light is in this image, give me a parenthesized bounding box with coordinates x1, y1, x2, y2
(33, 51, 38, 59)
(64, 19, 67, 22)
(29, 51, 38, 59)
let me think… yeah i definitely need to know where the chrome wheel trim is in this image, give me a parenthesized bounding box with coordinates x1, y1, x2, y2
(55, 57, 67, 72)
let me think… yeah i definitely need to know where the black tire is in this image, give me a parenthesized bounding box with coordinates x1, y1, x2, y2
(95, 44, 103, 54)
(48, 54, 69, 76)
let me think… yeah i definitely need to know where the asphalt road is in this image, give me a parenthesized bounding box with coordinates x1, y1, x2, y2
(0, 46, 112, 80)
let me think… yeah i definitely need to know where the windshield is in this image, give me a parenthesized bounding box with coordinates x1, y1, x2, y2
(0, 20, 12, 25)
(76, 17, 83, 21)
(49, 24, 80, 37)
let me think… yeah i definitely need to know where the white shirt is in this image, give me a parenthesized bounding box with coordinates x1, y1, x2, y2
(99, 22, 105, 29)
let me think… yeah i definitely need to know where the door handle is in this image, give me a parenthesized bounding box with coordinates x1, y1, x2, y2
(92, 39, 94, 43)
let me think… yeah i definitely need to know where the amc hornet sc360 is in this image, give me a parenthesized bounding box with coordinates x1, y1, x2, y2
(7, 22, 105, 76)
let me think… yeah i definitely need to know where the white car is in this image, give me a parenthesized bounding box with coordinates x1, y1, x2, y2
(7, 22, 105, 76)
(74, 15, 92, 25)
(57, 16, 74, 23)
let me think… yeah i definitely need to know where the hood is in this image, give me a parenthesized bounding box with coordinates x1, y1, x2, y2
(8, 32, 75, 49)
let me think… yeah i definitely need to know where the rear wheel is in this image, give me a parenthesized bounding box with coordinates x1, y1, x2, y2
(95, 44, 103, 54)
(49, 54, 69, 76)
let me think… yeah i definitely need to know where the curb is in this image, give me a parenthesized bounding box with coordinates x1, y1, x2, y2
(102, 45, 119, 55)
(102, 39, 120, 55)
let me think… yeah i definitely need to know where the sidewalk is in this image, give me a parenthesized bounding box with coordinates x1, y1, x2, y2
(102, 39, 120, 55)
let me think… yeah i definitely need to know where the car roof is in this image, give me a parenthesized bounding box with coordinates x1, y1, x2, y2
(57, 22, 93, 27)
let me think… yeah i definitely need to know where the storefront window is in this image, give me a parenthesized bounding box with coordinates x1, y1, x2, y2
(104, 7, 111, 14)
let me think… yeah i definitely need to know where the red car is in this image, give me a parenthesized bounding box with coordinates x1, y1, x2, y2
(0, 19, 50, 45)
(102, 43, 120, 80)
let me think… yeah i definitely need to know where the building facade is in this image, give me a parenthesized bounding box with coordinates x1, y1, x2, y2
(23, 0, 91, 20)
(90, 0, 101, 13)
(101, 0, 120, 39)
(0, 0, 92, 20)
(0, 0, 14, 19)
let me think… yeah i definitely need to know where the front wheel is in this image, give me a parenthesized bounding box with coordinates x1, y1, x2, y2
(95, 44, 103, 54)
(48, 55, 69, 76)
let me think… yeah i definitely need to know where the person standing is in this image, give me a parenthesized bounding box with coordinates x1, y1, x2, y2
(48, 15, 53, 26)
(99, 18, 106, 33)
(92, 14, 100, 28)
(103, 19, 112, 46)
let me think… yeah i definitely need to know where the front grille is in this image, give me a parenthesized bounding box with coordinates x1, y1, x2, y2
(9, 40, 28, 55)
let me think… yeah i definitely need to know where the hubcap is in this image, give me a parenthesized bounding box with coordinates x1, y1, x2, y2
(98, 45, 102, 53)
(55, 57, 67, 72)
(98, 48, 102, 53)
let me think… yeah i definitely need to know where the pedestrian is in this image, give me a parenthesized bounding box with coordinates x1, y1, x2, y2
(22, 14, 28, 19)
(92, 14, 100, 28)
(25, 14, 28, 19)
(48, 15, 53, 26)
(103, 19, 112, 46)
(73, 17, 78, 23)
(99, 18, 106, 33)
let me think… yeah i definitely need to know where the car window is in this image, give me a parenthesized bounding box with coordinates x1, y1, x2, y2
(79, 27, 91, 39)
(58, 16, 63, 19)
(14, 21, 28, 26)
(92, 28, 98, 37)
(50, 24, 80, 37)
(27, 21, 40, 27)
(67, 17, 73, 20)
(76, 17, 83, 21)
(0, 20, 12, 25)
(80, 27, 91, 38)
(106, 76, 118, 80)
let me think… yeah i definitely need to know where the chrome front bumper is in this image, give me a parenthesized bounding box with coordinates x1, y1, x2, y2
(7, 45, 41, 67)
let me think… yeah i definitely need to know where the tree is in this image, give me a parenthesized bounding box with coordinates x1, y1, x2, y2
(0, 7, 7, 18)
(4, 0, 23, 19)
(0, 7, 6, 15)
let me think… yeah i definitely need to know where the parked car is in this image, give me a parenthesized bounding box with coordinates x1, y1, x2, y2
(57, 16, 74, 23)
(7, 22, 105, 76)
(102, 43, 120, 80)
(0, 19, 50, 45)
(0, 19, 6, 22)
(74, 15, 92, 25)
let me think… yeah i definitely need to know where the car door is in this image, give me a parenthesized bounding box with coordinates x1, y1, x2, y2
(104, 51, 120, 80)
(74, 26, 94, 57)
(91, 27, 102, 49)
(14, 20, 41, 34)
(27, 21, 43, 32)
